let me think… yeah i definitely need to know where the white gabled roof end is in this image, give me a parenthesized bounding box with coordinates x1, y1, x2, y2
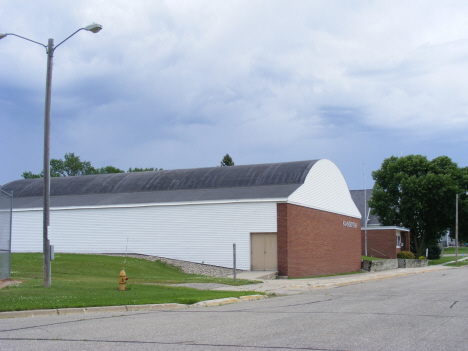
(287, 159, 361, 219)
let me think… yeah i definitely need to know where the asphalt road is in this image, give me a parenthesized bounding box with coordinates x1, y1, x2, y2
(1, 267, 467, 351)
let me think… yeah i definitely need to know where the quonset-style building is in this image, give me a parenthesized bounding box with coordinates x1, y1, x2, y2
(2, 159, 361, 278)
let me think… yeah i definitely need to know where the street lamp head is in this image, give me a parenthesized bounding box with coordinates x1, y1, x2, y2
(84, 23, 103, 33)
(0, 33, 7, 40)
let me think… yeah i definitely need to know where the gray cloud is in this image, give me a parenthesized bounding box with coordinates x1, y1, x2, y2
(1, 0, 468, 189)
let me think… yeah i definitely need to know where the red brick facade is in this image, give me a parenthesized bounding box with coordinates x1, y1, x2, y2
(361, 229, 410, 259)
(277, 203, 361, 278)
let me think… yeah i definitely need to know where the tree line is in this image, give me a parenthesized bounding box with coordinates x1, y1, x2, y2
(22, 152, 236, 179)
(22, 152, 162, 179)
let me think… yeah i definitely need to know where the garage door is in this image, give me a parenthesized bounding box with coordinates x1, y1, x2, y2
(251, 233, 277, 270)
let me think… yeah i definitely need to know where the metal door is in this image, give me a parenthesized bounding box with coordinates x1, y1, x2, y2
(251, 233, 277, 270)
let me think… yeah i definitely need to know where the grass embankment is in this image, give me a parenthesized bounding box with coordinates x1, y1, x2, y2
(1, 253, 259, 312)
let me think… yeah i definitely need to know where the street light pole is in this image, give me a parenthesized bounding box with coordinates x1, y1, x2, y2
(43, 38, 53, 287)
(0, 24, 102, 287)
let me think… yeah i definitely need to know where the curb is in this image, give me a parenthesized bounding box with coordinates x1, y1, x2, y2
(323, 267, 452, 287)
(312, 266, 455, 289)
(0, 295, 266, 319)
(242, 266, 454, 295)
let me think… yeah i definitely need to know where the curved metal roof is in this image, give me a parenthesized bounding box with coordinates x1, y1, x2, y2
(2, 160, 318, 207)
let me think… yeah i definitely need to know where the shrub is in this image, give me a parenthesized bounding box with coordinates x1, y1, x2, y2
(397, 251, 415, 259)
(427, 245, 442, 260)
(419, 256, 426, 260)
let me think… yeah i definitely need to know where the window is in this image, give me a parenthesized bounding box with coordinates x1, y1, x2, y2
(396, 233, 401, 248)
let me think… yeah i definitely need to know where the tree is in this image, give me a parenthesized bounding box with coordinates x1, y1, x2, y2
(97, 166, 125, 174)
(127, 167, 162, 172)
(455, 166, 468, 243)
(50, 152, 97, 177)
(22, 152, 160, 178)
(368, 155, 465, 256)
(220, 154, 235, 167)
(22, 152, 98, 178)
(21, 171, 42, 179)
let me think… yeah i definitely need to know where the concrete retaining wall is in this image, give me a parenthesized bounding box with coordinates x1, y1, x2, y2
(398, 259, 428, 268)
(362, 259, 398, 272)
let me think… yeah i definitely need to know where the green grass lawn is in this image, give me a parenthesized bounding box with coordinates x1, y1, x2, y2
(428, 256, 468, 266)
(428, 256, 455, 265)
(361, 256, 384, 260)
(446, 260, 468, 267)
(1, 253, 260, 312)
(443, 247, 468, 254)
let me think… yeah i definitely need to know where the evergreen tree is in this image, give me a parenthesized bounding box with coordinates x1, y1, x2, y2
(220, 154, 235, 167)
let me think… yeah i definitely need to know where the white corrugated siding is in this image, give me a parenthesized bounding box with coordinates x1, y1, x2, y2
(11, 201, 277, 270)
(288, 159, 361, 218)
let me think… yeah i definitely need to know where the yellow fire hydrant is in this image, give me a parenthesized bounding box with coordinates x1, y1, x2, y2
(119, 269, 129, 291)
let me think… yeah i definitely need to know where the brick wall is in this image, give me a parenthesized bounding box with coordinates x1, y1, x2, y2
(277, 203, 361, 278)
(361, 229, 398, 259)
(402, 232, 410, 251)
(277, 204, 289, 275)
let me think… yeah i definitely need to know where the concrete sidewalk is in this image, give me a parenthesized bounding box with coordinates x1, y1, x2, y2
(233, 270, 279, 280)
(218, 265, 454, 295)
(442, 254, 468, 257)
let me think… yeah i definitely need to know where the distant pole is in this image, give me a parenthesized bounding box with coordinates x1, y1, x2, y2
(364, 164, 368, 256)
(8, 190, 13, 280)
(233, 244, 236, 282)
(456, 193, 459, 265)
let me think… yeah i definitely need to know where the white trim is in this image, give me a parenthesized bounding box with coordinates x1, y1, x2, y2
(13, 197, 288, 213)
(396, 232, 402, 248)
(360, 226, 409, 232)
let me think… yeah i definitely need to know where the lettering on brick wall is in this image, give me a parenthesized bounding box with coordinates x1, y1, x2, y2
(343, 220, 357, 228)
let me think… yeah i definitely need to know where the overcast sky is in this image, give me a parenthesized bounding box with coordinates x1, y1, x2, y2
(1, 1, 468, 190)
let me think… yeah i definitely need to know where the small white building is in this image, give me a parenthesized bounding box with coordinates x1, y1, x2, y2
(2, 160, 361, 278)
(438, 231, 456, 247)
